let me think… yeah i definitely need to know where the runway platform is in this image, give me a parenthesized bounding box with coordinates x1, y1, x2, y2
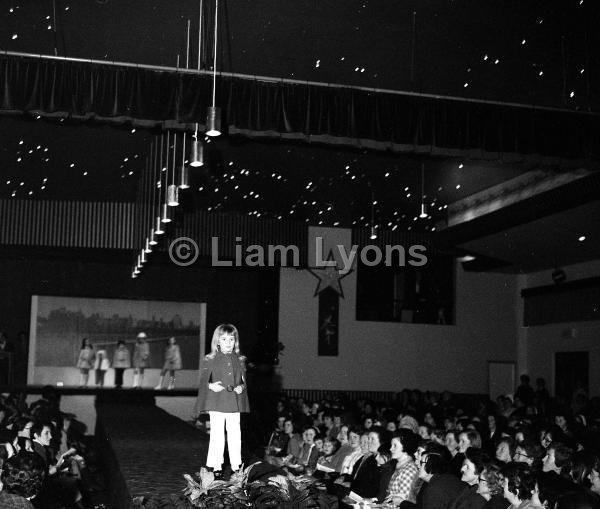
(95, 391, 209, 508)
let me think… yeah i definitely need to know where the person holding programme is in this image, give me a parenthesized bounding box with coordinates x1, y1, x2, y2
(155, 336, 182, 390)
(112, 340, 131, 388)
(194, 324, 249, 476)
(76, 338, 95, 387)
(133, 332, 150, 388)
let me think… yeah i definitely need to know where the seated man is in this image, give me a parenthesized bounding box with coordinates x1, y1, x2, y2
(0, 451, 46, 509)
(30, 422, 55, 473)
(30, 422, 82, 509)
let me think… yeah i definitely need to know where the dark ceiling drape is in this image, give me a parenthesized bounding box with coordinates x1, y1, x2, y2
(2, 54, 599, 161)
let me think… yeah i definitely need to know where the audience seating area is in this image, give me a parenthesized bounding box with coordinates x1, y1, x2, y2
(3, 380, 600, 508)
(0, 388, 107, 509)
(261, 379, 600, 508)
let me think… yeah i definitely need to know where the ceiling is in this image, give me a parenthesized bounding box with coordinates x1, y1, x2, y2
(1, 0, 599, 273)
(459, 200, 600, 273)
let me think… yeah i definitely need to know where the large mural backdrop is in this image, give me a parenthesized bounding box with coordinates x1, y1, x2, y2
(30, 295, 203, 373)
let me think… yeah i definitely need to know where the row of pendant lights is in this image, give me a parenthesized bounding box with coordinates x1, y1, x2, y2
(132, 118, 220, 278)
(133, 0, 221, 278)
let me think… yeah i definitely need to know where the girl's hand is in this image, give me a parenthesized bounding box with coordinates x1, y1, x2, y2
(209, 382, 225, 392)
(233, 385, 244, 394)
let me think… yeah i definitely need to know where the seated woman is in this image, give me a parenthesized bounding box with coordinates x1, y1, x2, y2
(513, 440, 544, 470)
(531, 475, 562, 509)
(317, 425, 359, 475)
(344, 427, 391, 501)
(450, 447, 487, 509)
(316, 437, 341, 473)
(338, 426, 364, 475)
(265, 416, 288, 458)
(329, 431, 370, 497)
(380, 429, 420, 506)
(266, 418, 300, 467)
(496, 437, 516, 465)
(476, 459, 509, 509)
(502, 462, 535, 509)
(445, 430, 462, 477)
(283, 427, 319, 474)
(589, 451, 600, 498)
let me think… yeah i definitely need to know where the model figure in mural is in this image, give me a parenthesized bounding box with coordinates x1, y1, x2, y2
(155, 336, 182, 390)
(113, 340, 131, 388)
(94, 349, 110, 386)
(194, 324, 250, 476)
(76, 338, 95, 387)
(133, 332, 150, 388)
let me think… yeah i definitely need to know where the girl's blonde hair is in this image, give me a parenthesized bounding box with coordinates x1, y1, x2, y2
(207, 323, 242, 358)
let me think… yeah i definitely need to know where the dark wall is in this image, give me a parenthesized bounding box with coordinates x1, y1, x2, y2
(0, 248, 278, 382)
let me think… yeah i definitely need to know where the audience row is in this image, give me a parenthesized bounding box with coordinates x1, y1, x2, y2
(262, 378, 600, 508)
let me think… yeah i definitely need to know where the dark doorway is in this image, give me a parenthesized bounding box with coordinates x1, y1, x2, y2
(555, 351, 589, 401)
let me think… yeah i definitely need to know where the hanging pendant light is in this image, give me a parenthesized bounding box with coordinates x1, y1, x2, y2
(161, 202, 171, 223)
(132, 271, 138, 278)
(206, 0, 221, 137)
(161, 131, 172, 223)
(155, 215, 165, 235)
(144, 238, 152, 254)
(147, 143, 158, 247)
(190, 135, 204, 167)
(136, 255, 142, 269)
(167, 185, 179, 206)
(179, 132, 191, 187)
(141, 250, 147, 264)
(206, 106, 221, 136)
(155, 134, 166, 233)
(419, 162, 428, 218)
(149, 228, 157, 246)
(167, 132, 179, 206)
(369, 188, 377, 240)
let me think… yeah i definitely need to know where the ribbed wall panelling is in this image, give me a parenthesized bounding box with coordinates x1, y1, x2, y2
(0, 199, 136, 249)
(1, 200, 309, 261)
(283, 388, 396, 403)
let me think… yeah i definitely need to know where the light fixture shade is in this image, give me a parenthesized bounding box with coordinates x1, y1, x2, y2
(161, 203, 172, 223)
(133, 267, 140, 275)
(144, 238, 152, 254)
(206, 106, 221, 136)
(149, 228, 158, 245)
(179, 164, 190, 188)
(140, 250, 147, 264)
(370, 226, 377, 240)
(167, 184, 179, 206)
(132, 271, 138, 278)
(155, 216, 164, 235)
(419, 202, 428, 218)
(190, 139, 204, 167)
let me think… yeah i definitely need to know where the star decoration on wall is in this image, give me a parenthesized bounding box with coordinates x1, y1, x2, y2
(308, 251, 353, 298)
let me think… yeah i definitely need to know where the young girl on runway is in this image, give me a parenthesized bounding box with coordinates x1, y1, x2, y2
(194, 324, 250, 476)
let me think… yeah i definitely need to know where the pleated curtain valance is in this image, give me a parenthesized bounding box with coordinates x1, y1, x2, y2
(1, 53, 599, 161)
